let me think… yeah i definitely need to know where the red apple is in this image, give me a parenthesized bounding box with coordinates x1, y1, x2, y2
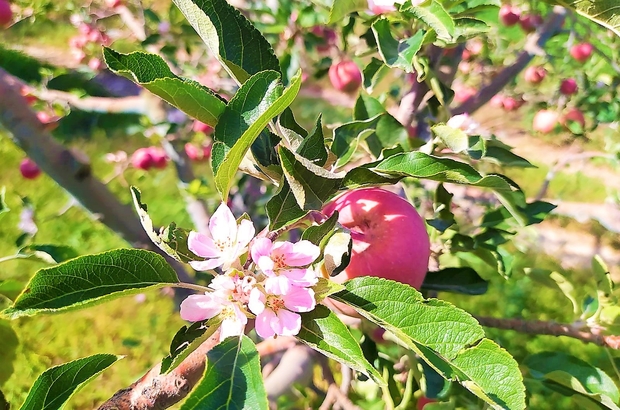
(105, 0, 123, 8)
(417, 396, 438, 410)
(192, 120, 213, 135)
(0, 0, 12, 28)
(322, 188, 430, 289)
(519, 13, 543, 33)
(490, 94, 505, 108)
(499, 5, 520, 26)
(131, 148, 154, 170)
(501, 96, 523, 111)
(532, 109, 559, 134)
(561, 107, 585, 129)
(559, 78, 578, 95)
(148, 147, 168, 169)
(20, 158, 41, 179)
(570, 43, 593, 63)
(524, 66, 546, 84)
(36, 111, 59, 131)
(328, 60, 362, 93)
(453, 86, 476, 104)
(185, 143, 212, 162)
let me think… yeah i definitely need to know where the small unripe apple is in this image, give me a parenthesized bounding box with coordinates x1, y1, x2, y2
(328, 60, 362, 93)
(532, 109, 559, 133)
(499, 5, 520, 26)
(519, 13, 543, 33)
(0, 0, 12, 27)
(185, 143, 212, 162)
(559, 78, 578, 95)
(20, 158, 41, 179)
(570, 43, 593, 63)
(524, 66, 546, 84)
(311, 26, 336, 53)
(561, 107, 585, 129)
(131, 148, 154, 170)
(501, 96, 522, 111)
(322, 188, 430, 289)
(148, 147, 168, 169)
(192, 120, 213, 134)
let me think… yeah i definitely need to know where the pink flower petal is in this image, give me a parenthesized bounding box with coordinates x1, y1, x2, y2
(264, 276, 291, 295)
(180, 294, 222, 322)
(274, 309, 301, 336)
(209, 274, 236, 292)
(209, 202, 237, 244)
(188, 231, 220, 258)
(248, 288, 266, 315)
(250, 237, 273, 263)
(283, 240, 321, 266)
(283, 286, 316, 313)
(281, 268, 318, 286)
(255, 309, 277, 338)
(236, 219, 255, 248)
(189, 258, 224, 271)
(256, 255, 275, 275)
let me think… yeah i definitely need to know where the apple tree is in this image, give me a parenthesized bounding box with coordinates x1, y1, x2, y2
(1, 0, 620, 409)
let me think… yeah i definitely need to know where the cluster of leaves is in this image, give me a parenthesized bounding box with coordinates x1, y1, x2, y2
(3, 0, 620, 409)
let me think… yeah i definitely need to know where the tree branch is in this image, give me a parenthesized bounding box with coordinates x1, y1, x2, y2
(98, 330, 221, 409)
(476, 316, 620, 349)
(453, 6, 567, 115)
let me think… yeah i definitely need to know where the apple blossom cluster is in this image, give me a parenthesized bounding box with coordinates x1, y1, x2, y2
(180, 203, 320, 341)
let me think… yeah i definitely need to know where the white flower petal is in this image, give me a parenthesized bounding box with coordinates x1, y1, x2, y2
(209, 202, 237, 243)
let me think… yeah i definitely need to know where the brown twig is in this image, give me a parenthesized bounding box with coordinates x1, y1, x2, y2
(453, 6, 567, 115)
(98, 330, 221, 409)
(476, 316, 620, 349)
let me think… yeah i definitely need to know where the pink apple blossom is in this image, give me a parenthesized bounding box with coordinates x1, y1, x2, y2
(188, 203, 255, 271)
(368, 0, 397, 14)
(180, 292, 225, 322)
(248, 283, 316, 338)
(251, 238, 320, 292)
(446, 114, 479, 135)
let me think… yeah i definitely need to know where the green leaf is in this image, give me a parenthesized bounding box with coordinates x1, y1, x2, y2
(301, 212, 339, 245)
(103, 49, 225, 126)
(20, 354, 121, 410)
(525, 268, 581, 315)
(279, 146, 343, 210)
(266, 179, 307, 231)
(0, 187, 8, 216)
(0, 280, 24, 301)
(2, 249, 179, 319)
(332, 277, 525, 410)
(0, 320, 18, 385)
(432, 124, 469, 153)
(131, 187, 198, 264)
(592, 255, 616, 322)
(297, 115, 328, 166)
(329, 0, 367, 23)
(341, 167, 403, 189)
(312, 278, 345, 304)
(331, 116, 382, 168)
(403, 0, 455, 41)
(525, 351, 620, 409)
(180, 335, 268, 410)
(421, 267, 488, 295)
(0, 390, 8, 410)
(17, 245, 79, 264)
(322, 231, 352, 276)
(297, 305, 385, 385)
(173, 0, 281, 83)
(161, 320, 219, 373)
(372, 19, 424, 72)
(373, 152, 527, 225)
(453, 17, 491, 41)
(551, 0, 620, 37)
(212, 70, 301, 199)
